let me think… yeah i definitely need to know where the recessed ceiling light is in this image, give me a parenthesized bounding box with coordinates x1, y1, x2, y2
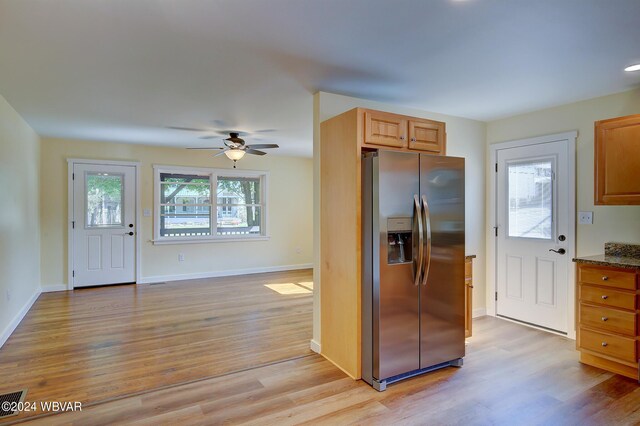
(624, 63, 640, 72)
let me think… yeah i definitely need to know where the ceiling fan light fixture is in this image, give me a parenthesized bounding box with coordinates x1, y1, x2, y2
(225, 149, 246, 161)
(624, 63, 640, 72)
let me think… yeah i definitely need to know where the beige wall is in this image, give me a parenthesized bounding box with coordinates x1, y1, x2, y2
(0, 94, 40, 345)
(487, 89, 640, 257)
(312, 92, 488, 347)
(40, 138, 313, 287)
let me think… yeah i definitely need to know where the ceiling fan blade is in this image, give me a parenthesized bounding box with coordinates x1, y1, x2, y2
(246, 144, 279, 150)
(254, 129, 277, 133)
(245, 149, 267, 156)
(214, 149, 230, 157)
(166, 126, 208, 132)
(187, 147, 224, 150)
(199, 135, 218, 139)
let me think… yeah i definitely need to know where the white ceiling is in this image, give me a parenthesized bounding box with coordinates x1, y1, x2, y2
(1, 0, 639, 157)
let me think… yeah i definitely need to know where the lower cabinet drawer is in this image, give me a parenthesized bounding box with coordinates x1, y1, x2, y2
(580, 285, 636, 311)
(579, 328, 637, 363)
(579, 265, 637, 290)
(580, 303, 637, 336)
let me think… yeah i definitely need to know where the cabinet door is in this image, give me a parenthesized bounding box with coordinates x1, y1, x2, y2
(408, 118, 445, 154)
(595, 114, 640, 205)
(364, 111, 407, 148)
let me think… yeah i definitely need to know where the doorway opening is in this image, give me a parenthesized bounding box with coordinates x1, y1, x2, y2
(488, 132, 576, 338)
(68, 159, 140, 289)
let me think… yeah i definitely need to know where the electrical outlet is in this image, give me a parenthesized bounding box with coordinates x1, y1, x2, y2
(578, 211, 593, 225)
(178, 253, 185, 262)
(295, 247, 302, 254)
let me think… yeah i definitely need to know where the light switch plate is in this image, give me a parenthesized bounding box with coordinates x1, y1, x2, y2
(143, 208, 151, 217)
(578, 211, 593, 224)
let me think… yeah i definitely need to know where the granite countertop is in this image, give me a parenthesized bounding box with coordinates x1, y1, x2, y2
(572, 243, 640, 269)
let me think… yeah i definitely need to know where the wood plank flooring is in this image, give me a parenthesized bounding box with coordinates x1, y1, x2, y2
(0, 269, 313, 423)
(13, 316, 640, 425)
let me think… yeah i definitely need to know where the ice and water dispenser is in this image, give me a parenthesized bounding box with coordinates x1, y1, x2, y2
(387, 217, 412, 264)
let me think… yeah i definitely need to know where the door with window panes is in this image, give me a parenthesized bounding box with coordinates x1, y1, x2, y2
(496, 140, 569, 333)
(73, 163, 136, 287)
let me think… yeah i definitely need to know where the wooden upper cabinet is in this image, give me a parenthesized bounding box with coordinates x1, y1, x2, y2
(595, 114, 640, 205)
(362, 109, 446, 155)
(408, 118, 446, 153)
(364, 110, 407, 148)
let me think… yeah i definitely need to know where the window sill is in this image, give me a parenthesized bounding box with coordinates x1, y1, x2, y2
(151, 236, 270, 245)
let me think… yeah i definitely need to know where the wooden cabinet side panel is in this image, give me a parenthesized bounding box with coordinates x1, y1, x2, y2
(320, 109, 362, 379)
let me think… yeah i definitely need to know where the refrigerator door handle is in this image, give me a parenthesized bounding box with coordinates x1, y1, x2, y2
(412, 194, 424, 286)
(421, 195, 432, 286)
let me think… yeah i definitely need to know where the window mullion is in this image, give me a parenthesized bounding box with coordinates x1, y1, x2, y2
(211, 173, 217, 237)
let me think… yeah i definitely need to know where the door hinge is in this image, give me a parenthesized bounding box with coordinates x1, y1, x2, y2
(72, 221, 75, 229)
(494, 226, 498, 237)
(495, 292, 498, 301)
(72, 270, 75, 277)
(72, 172, 75, 180)
(495, 163, 498, 172)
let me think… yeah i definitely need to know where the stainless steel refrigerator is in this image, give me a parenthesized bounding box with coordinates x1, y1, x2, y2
(362, 150, 465, 391)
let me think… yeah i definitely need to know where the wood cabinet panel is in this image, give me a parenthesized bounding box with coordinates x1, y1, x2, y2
(364, 111, 407, 148)
(579, 328, 636, 363)
(408, 119, 445, 153)
(580, 303, 636, 337)
(578, 265, 636, 291)
(595, 114, 640, 205)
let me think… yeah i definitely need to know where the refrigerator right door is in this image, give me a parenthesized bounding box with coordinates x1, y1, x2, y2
(419, 154, 466, 369)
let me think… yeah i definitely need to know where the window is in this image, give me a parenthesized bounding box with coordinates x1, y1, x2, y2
(507, 159, 553, 240)
(154, 166, 268, 243)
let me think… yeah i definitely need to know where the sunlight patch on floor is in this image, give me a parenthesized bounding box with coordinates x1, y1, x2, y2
(297, 281, 313, 290)
(264, 283, 312, 295)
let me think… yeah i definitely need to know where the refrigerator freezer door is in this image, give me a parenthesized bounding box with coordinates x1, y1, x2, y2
(375, 150, 421, 380)
(419, 154, 466, 369)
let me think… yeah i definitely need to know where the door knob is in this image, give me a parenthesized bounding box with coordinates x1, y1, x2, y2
(129, 224, 134, 228)
(127, 231, 134, 236)
(549, 248, 566, 255)
(558, 234, 566, 241)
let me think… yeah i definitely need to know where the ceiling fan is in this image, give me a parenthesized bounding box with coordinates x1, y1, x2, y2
(187, 132, 279, 168)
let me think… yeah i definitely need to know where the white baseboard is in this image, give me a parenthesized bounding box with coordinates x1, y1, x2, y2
(0, 288, 41, 349)
(472, 307, 487, 318)
(41, 284, 68, 293)
(310, 339, 321, 354)
(137, 263, 314, 284)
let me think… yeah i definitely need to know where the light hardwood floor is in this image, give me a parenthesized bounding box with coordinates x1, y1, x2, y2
(0, 269, 313, 423)
(14, 316, 640, 425)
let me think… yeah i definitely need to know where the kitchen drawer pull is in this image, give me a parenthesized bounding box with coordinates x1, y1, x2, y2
(602, 276, 608, 281)
(601, 342, 608, 347)
(601, 295, 608, 300)
(601, 317, 608, 321)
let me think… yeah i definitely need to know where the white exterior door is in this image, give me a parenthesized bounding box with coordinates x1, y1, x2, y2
(496, 140, 570, 333)
(72, 163, 136, 287)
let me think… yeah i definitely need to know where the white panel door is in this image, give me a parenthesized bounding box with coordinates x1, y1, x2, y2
(496, 140, 569, 333)
(73, 163, 136, 287)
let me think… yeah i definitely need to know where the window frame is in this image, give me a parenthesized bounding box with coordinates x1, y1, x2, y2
(153, 165, 269, 244)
